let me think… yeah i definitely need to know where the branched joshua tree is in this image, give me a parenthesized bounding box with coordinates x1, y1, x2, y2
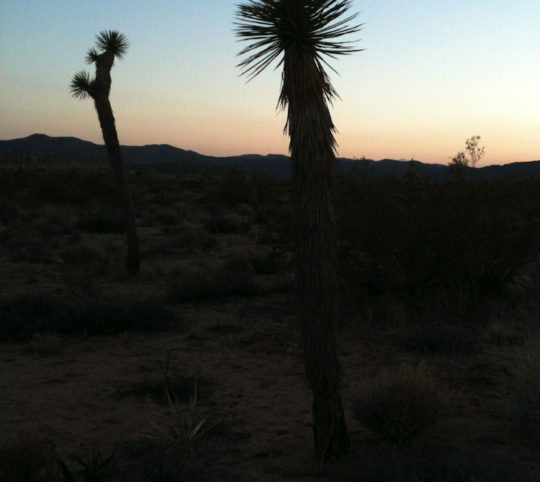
(236, 0, 361, 462)
(71, 31, 139, 275)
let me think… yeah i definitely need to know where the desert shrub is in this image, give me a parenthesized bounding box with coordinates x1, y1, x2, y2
(339, 178, 539, 304)
(167, 269, 222, 303)
(1, 227, 54, 263)
(202, 168, 256, 207)
(60, 296, 174, 335)
(0, 294, 62, 341)
(32, 171, 117, 204)
(60, 241, 109, 275)
(147, 223, 217, 256)
(26, 334, 63, 357)
(482, 318, 525, 347)
(0, 199, 20, 225)
(78, 205, 125, 233)
(174, 225, 216, 251)
(0, 172, 19, 199)
(0, 293, 173, 341)
(254, 203, 293, 246)
(5, 238, 53, 263)
(366, 450, 537, 482)
(154, 212, 178, 226)
(0, 433, 61, 482)
(150, 190, 182, 207)
(251, 250, 283, 274)
(223, 250, 282, 275)
(235, 203, 256, 217)
(353, 364, 449, 445)
(400, 322, 480, 357)
(34, 205, 76, 236)
(205, 212, 250, 234)
(504, 340, 540, 445)
(168, 266, 262, 303)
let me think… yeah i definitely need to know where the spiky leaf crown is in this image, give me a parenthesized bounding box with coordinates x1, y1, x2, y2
(236, 0, 361, 80)
(85, 30, 129, 64)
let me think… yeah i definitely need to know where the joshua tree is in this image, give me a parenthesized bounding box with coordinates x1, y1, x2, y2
(236, 0, 361, 462)
(71, 30, 139, 275)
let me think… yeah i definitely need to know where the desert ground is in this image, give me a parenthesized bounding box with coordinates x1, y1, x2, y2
(1, 161, 539, 481)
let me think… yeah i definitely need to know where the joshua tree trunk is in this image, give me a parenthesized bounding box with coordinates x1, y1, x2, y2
(286, 54, 349, 462)
(71, 31, 140, 276)
(94, 95, 139, 275)
(235, 2, 360, 462)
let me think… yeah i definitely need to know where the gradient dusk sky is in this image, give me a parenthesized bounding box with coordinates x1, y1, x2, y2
(1, 1, 539, 165)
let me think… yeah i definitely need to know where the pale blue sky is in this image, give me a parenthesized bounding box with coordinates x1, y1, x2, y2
(1, 1, 539, 164)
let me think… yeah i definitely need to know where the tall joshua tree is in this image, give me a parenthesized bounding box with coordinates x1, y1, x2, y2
(236, 0, 361, 462)
(71, 31, 139, 275)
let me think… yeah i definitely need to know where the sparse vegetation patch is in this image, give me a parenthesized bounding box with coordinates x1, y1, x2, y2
(353, 364, 449, 445)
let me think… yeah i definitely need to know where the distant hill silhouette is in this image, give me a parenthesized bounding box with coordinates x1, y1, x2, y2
(2, 133, 540, 181)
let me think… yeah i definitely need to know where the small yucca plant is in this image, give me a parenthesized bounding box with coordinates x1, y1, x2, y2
(145, 382, 213, 450)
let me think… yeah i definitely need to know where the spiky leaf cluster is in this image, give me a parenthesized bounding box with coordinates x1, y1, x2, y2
(95, 30, 129, 60)
(70, 71, 92, 99)
(236, 0, 361, 82)
(71, 30, 128, 100)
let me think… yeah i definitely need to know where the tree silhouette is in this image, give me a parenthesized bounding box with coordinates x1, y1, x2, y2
(71, 31, 139, 275)
(236, 0, 361, 462)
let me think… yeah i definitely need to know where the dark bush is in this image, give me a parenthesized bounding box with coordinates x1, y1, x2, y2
(205, 213, 250, 234)
(173, 224, 217, 252)
(78, 206, 125, 233)
(0, 433, 61, 482)
(34, 171, 117, 204)
(202, 168, 256, 207)
(168, 266, 262, 303)
(353, 364, 449, 445)
(60, 242, 109, 275)
(223, 250, 282, 275)
(2, 232, 54, 263)
(62, 296, 173, 335)
(0, 294, 63, 341)
(0, 293, 173, 341)
(339, 177, 539, 304)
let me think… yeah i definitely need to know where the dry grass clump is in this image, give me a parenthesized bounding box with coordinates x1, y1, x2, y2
(353, 364, 449, 445)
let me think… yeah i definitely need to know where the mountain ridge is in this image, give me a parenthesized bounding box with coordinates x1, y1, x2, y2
(2, 133, 540, 181)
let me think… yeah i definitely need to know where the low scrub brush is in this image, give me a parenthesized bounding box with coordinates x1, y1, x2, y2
(353, 364, 449, 446)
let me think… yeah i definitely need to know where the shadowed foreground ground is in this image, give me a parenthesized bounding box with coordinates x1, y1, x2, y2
(1, 162, 539, 481)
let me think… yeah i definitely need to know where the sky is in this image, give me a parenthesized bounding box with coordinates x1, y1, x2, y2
(1, 1, 539, 166)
